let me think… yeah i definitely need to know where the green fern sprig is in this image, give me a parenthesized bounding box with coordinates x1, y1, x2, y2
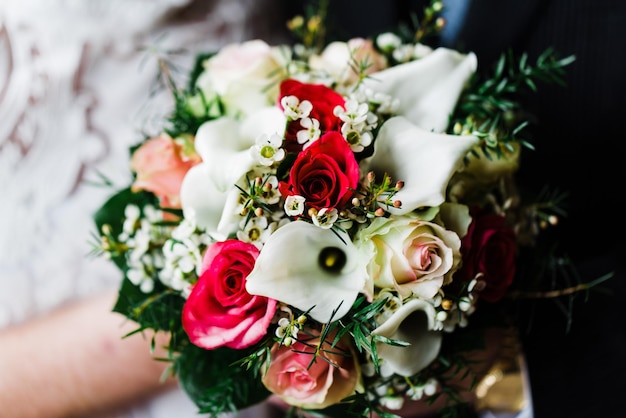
(452, 48, 575, 159)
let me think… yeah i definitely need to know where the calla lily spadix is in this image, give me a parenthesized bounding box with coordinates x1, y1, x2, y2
(362, 47, 477, 133)
(372, 298, 442, 377)
(245, 221, 368, 323)
(180, 107, 286, 235)
(364, 116, 478, 216)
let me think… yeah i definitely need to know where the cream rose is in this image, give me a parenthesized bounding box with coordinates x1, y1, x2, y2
(356, 215, 462, 299)
(309, 38, 388, 86)
(195, 40, 289, 117)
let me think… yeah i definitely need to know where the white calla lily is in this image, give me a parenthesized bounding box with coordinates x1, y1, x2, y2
(438, 202, 472, 239)
(372, 298, 442, 377)
(180, 107, 286, 232)
(245, 221, 368, 323)
(365, 116, 478, 215)
(362, 47, 477, 133)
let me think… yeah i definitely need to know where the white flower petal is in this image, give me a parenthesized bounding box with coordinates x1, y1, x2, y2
(363, 47, 477, 132)
(180, 164, 227, 235)
(372, 298, 442, 376)
(438, 202, 472, 238)
(194, 107, 285, 193)
(366, 116, 478, 215)
(245, 221, 368, 323)
(182, 107, 285, 233)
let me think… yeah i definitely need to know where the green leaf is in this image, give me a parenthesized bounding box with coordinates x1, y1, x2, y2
(93, 187, 157, 237)
(175, 344, 271, 416)
(113, 279, 186, 337)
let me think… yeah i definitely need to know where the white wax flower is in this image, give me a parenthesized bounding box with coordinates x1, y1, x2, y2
(362, 47, 477, 133)
(372, 298, 442, 376)
(245, 221, 368, 323)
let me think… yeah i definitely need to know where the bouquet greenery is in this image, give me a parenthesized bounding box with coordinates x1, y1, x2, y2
(93, 1, 595, 417)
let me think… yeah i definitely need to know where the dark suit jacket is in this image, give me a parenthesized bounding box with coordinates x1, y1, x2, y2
(451, 2, 626, 417)
(284, 1, 626, 416)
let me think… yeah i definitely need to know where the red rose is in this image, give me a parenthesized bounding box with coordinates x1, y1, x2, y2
(279, 131, 359, 211)
(278, 79, 345, 153)
(456, 212, 517, 303)
(182, 240, 277, 349)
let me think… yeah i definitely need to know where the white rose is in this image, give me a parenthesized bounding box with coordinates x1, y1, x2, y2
(356, 215, 462, 299)
(195, 40, 290, 117)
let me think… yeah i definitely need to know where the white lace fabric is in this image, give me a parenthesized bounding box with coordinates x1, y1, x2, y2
(0, 0, 282, 416)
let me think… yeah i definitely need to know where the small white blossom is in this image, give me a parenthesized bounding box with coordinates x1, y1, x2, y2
(127, 227, 151, 262)
(121, 204, 141, 239)
(275, 317, 300, 343)
(380, 395, 405, 411)
(311, 207, 338, 229)
(159, 236, 203, 292)
(258, 175, 281, 205)
(334, 100, 369, 125)
(284, 195, 306, 216)
(281, 95, 312, 120)
(458, 296, 472, 312)
(143, 205, 162, 223)
(435, 310, 448, 322)
(127, 262, 154, 293)
(172, 216, 197, 241)
(236, 216, 274, 249)
(341, 125, 373, 152)
(251, 133, 285, 166)
(414, 43, 434, 59)
(392, 44, 414, 63)
(424, 378, 438, 396)
(296, 117, 321, 147)
(376, 32, 402, 53)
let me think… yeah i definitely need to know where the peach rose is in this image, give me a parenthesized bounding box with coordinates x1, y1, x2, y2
(130, 133, 200, 209)
(262, 332, 361, 409)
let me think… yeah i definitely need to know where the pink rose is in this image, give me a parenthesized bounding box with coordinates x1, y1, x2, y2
(278, 131, 359, 211)
(456, 212, 517, 303)
(182, 240, 277, 349)
(262, 332, 360, 409)
(278, 79, 345, 153)
(130, 134, 200, 209)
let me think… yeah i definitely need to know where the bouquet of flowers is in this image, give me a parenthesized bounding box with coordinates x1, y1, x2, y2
(93, 2, 581, 417)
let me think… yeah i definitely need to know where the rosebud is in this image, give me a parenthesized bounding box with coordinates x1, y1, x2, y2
(441, 299, 453, 310)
